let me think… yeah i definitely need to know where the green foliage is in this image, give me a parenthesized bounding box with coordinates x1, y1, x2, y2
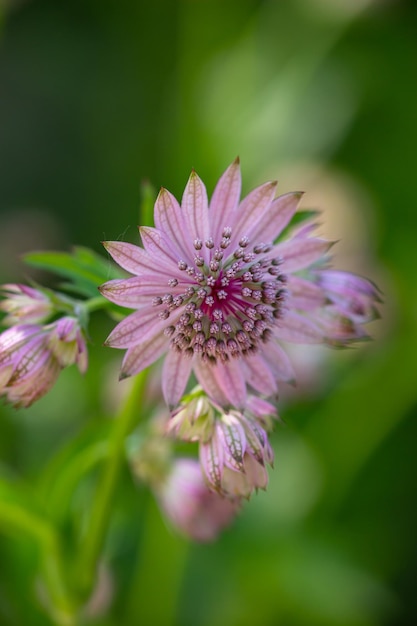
(23, 247, 124, 300)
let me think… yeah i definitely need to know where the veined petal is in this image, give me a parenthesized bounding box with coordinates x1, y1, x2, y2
(210, 158, 242, 244)
(209, 359, 247, 409)
(243, 353, 278, 396)
(154, 188, 194, 261)
(181, 170, 211, 263)
(200, 434, 224, 491)
(102, 241, 174, 277)
(218, 417, 246, 471)
(139, 226, 183, 266)
(248, 191, 303, 243)
(274, 237, 333, 272)
(162, 349, 193, 408)
(274, 311, 324, 344)
(99, 276, 184, 308)
(120, 330, 168, 378)
(105, 307, 179, 349)
(230, 181, 277, 248)
(262, 341, 296, 383)
(10, 336, 50, 383)
(193, 359, 230, 408)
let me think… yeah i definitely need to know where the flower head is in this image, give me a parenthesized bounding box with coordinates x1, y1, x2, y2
(0, 316, 87, 407)
(100, 159, 380, 410)
(156, 458, 241, 541)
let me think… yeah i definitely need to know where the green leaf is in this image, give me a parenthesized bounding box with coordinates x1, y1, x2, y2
(23, 246, 125, 299)
(37, 420, 111, 524)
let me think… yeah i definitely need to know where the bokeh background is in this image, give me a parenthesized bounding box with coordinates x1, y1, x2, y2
(0, 0, 416, 625)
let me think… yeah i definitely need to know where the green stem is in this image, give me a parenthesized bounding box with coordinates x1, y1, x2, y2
(83, 295, 110, 313)
(125, 493, 189, 625)
(75, 368, 149, 598)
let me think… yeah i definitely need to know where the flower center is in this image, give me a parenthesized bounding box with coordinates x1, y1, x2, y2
(154, 227, 287, 364)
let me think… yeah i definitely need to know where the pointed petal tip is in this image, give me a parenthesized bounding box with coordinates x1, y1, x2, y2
(233, 156, 240, 164)
(119, 370, 131, 381)
(157, 186, 168, 199)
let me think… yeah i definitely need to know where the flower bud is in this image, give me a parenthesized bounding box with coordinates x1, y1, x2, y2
(0, 284, 52, 325)
(156, 458, 240, 541)
(0, 316, 87, 407)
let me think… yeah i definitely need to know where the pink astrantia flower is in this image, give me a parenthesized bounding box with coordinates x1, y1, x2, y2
(100, 159, 380, 409)
(156, 458, 241, 541)
(0, 316, 87, 407)
(0, 284, 52, 325)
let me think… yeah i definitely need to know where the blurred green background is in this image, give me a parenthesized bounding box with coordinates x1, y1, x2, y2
(0, 0, 416, 625)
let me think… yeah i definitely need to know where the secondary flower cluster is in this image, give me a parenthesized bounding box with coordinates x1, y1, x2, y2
(168, 388, 275, 498)
(0, 285, 87, 407)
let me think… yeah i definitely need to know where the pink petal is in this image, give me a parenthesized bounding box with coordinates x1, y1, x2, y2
(274, 311, 324, 344)
(99, 276, 183, 307)
(209, 158, 242, 244)
(248, 191, 303, 244)
(311, 309, 369, 345)
(262, 341, 296, 383)
(243, 353, 278, 396)
(139, 226, 182, 266)
(162, 349, 193, 408)
(274, 237, 332, 272)
(104, 307, 178, 348)
(199, 433, 224, 491)
(181, 170, 211, 263)
(318, 270, 381, 299)
(10, 336, 50, 382)
(154, 188, 194, 261)
(198, 359, 247, 409)
(102, 241, 174, 277)
(229, 181, 277, 249)
(193, 358, 230, 408)
(120, 330, 169, 378)
(286, 275, 327, 311)
(218, 417, 246, 471)
(243, 454, 269, 490)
